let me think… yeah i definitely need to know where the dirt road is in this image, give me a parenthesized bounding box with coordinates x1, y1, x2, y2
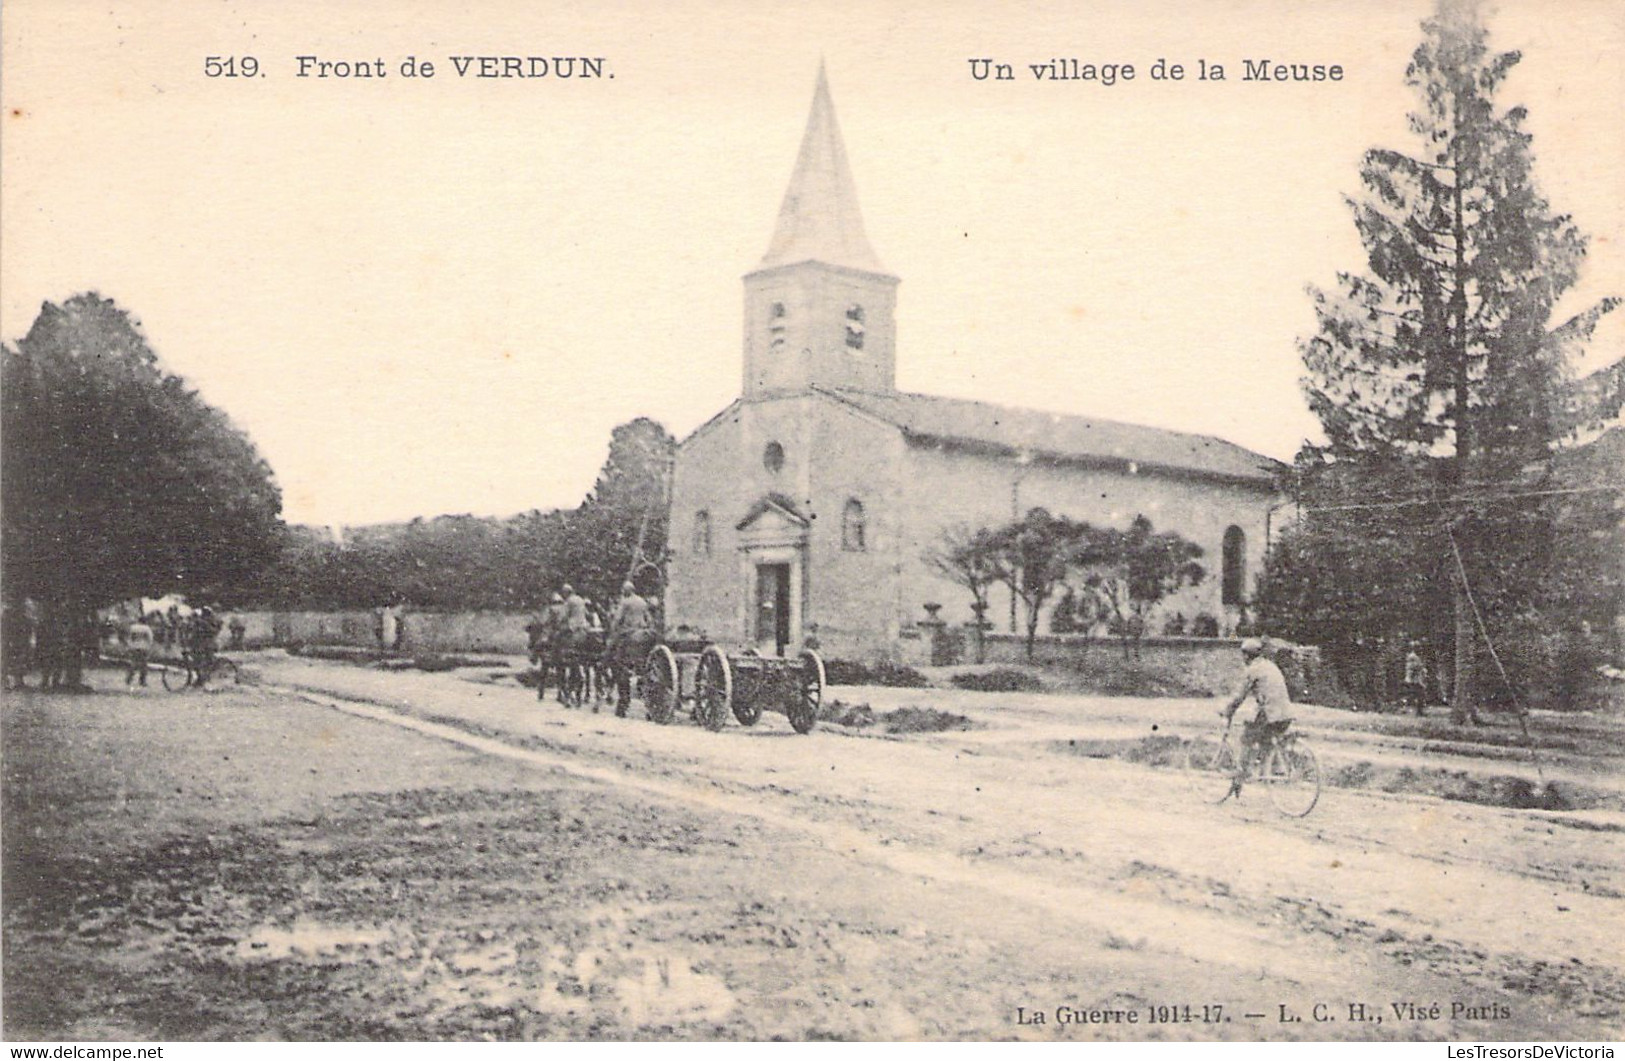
(4, 655, 1622, 1040)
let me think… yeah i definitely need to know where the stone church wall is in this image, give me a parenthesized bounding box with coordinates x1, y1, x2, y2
(897, 443, 1275, 639)
(665, 408, 745, 642)
(803, 400, 909, 659)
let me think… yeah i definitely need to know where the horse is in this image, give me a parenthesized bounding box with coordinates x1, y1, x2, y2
(554, 630, 606, 709)
(603, 630, 657, 717)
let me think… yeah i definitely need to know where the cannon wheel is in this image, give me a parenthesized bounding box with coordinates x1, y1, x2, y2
(787, 649, 825, 734)
(643, 645, 678, 725)
(732, 649, 764, 727)
(694, 646, 732, 732)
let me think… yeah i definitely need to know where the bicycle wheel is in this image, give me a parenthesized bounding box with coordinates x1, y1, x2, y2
(160, 661, 191, 691)
(1194, 733, 1239, 803)
(1265, 739, 1321, 817)
(198, 658, 242, 690)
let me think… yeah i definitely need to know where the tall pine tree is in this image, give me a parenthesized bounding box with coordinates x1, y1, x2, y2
(1300, 0, 1620, 720)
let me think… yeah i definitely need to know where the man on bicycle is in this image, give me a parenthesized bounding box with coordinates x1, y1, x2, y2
(186, 607, 223, 676)
(1220, 637, 1295, 800)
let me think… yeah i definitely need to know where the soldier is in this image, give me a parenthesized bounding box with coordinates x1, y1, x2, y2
(2, 601, 34, 690)
(1402, 643, 1428, 716)
(188, 607, 223, 675)
(530, 592, 565, 701)
(581, 597, 607, 705)
(125, 613, 155, 687)
(37, 602, 69, 691)
(555, 584, 590, 705)
(607, 582, 656, 716)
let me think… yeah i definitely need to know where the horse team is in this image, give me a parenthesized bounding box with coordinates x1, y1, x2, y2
(528, 581, 658, 715)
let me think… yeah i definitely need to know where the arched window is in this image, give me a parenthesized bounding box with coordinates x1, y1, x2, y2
(1222, 525, 1246, 606)
(763, 441, 785, 474)
(842, 499, 866, 551)
(693, 510, 712, 556)
(845, 304, 865, 350)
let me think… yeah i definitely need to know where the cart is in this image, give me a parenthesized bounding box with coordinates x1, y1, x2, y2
(641, 639, 825, 734)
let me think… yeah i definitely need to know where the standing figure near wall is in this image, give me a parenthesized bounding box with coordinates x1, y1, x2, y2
(2, 602, 34, 690)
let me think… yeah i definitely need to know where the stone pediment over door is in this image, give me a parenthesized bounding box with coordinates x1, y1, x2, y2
(735, 495, 808, 654)
(736, 495, 810, 550)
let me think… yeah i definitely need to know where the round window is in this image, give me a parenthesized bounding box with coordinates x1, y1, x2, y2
(763, 441, 785, 473)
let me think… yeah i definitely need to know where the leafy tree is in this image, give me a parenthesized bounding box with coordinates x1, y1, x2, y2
(986, 508, 1085, 660)
(1073, 515, 1205, 658)
(925, 524, 1002, 623)
(1297, 0, 1620, 720)
(248, 418, 674, 613)
(1049, 588, 1089, 634)
(925, 524, 1004, 661)
(2, 294, 283, 609)
(559, 417, 676, 608)
(1254, 459, 1448, 704)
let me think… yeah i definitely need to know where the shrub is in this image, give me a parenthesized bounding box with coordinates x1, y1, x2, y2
(1060, 657, 1213, 698)
(1191, 613, 1220, 638)
(411, 654, 486, 672)
(286, 643, 384, 663)
(817, 699, 876, 727)
(950, 668, 1043, 693)
(879, 707, 978, 734)
(823, 659, 931, 688)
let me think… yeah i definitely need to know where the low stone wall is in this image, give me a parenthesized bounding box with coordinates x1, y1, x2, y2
(974, 631, 1339, 703)
(397, 612, 530, 655)
(225, 610, 531, 656)
(980, 632, 1247, 695)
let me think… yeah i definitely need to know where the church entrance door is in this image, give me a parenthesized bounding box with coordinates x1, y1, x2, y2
(755, 563, 791, 656)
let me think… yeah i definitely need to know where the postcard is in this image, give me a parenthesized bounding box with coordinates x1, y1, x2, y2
(2, 0, 1621, 1046)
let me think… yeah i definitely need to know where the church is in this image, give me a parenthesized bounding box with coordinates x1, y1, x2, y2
(664, 68, 1284, 661)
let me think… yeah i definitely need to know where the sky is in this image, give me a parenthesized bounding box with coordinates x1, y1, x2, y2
(3, 0, 1621, 527)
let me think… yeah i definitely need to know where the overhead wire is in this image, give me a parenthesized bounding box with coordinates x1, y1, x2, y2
(1283, 474, 1621, 780)
(1295, 483, 1620, 515)
(1436, 502, 1545, 781)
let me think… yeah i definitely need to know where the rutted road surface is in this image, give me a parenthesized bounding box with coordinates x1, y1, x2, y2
(4, 654, 1621, 1040)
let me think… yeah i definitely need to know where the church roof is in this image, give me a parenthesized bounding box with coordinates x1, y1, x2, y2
(816, 386, 1284, 487)
(758, 64, 887, 275)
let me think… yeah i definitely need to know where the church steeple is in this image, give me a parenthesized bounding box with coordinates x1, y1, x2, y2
(760, 62, 885, 274)
(742, 65, 899, 401)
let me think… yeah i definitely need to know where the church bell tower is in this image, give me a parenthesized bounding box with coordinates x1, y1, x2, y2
(742, 65, 899, 400)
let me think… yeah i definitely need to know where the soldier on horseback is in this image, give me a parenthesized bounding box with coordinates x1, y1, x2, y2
(555, 584, 594, 707)
(529, 592, 565, 701)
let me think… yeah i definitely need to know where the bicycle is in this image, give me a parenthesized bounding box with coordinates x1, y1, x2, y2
(160, 650, 242, 692)
(1200, 719, 1321, 817)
